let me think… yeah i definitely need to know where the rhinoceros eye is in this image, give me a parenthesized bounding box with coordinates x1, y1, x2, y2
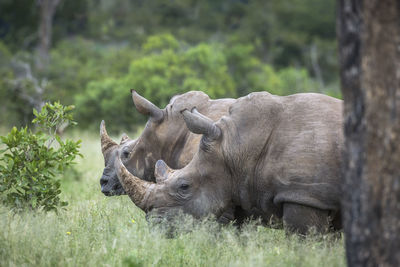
(179, 183, 189, 190)
(122, 150, 130, 158)
(176, 179, 190, 192)
(175, 180, 191, 200)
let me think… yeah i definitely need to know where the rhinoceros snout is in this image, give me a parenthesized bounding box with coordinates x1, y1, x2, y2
(100, 176, 112, 196)
(100, 175, 126, 196)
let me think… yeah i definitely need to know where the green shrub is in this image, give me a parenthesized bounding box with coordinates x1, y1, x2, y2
(251, 65, 320, 96)
(142, 33, 180, 53)
(224, 43, 263, 96)
(47, 38, 137, 105)
(74, 77, 140, 133)
(126, 36, 235, 106)
(0, 102, 82, 211)
(75, 35, 236, 132)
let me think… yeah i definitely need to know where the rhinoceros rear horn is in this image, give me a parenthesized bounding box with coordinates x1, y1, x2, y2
(131, 90, 164, 122)
(100, 120, 118, 155)
(155, 160, 173, 183)
(181, 108, 221, 140)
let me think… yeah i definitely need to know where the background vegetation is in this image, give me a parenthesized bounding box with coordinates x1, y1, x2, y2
(0, 0, 339, 133)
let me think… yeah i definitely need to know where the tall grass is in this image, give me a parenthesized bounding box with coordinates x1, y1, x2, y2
(0, 132, 345, 267)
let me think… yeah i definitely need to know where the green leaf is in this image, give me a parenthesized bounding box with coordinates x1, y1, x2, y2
(31, 196, 37, 208)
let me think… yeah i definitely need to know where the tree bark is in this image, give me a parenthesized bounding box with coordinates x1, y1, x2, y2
(37, 0, 61, 70)
(337, 0, 400, 266)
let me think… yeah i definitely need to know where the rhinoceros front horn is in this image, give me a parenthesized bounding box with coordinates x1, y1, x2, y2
(131, 90, 164, 122)
(115, 151, 155, 211)
(181, 108, 221, 140)
(100, 120, 118, 155)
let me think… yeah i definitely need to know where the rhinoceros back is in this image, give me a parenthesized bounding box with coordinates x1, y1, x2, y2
(222, 92, 343, 212)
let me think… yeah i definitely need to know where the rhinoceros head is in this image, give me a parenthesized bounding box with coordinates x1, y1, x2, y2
(114, 108, 233, 221)
(117, 90, 208, 176)
(100, 90, 223, 198)
(99, 91, 169, 196)
(100, 120, 138, 196)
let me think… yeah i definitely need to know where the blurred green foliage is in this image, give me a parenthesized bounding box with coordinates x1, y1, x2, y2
(0, 0, 339, 132)
(0, 102, 81, 211)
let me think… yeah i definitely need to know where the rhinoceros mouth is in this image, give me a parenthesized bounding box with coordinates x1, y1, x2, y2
(102, 191, 113, 197)
(102, 184, 126, 196)
(102, 190, 126, 197)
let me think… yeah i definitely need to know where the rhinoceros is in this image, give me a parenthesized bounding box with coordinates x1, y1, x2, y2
(100, 90, 235, 196)
(114, 92, 344, 234)
(100, 126, 135, 196)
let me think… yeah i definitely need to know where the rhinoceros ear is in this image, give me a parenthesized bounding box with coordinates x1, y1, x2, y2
(154, 160, 173, 183)
(181, 108, 221, 141)
(131, 89, 164, 122)
(119, 133, 130, 145)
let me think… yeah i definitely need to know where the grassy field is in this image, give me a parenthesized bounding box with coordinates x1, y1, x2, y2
(0, 132, 346, 267)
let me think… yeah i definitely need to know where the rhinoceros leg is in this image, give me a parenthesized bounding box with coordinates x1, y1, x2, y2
(282, 203, 331, 235)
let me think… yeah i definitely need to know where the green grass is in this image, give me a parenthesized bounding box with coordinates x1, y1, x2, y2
(0, 132, 346, 267)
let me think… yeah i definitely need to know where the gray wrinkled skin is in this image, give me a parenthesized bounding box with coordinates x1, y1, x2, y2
(100, 91, 234, 196)
(117, 92, 344, 234)
(100, 135, 137, 196)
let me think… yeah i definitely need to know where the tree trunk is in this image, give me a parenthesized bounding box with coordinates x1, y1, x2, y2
(337, 0, 400, 266)
(37, 0, 60, 70)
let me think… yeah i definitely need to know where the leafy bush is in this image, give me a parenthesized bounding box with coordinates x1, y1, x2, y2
(142, 33, 179, 53)
(74, 77, 140, 133)
(75, 35, 236, 132)
(46, 38, 137, 105)
(0, 102, 82, 211)
(224, 43, 263, 96)
(254, 65, 320, 96)
(126, 35, 235, 106)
